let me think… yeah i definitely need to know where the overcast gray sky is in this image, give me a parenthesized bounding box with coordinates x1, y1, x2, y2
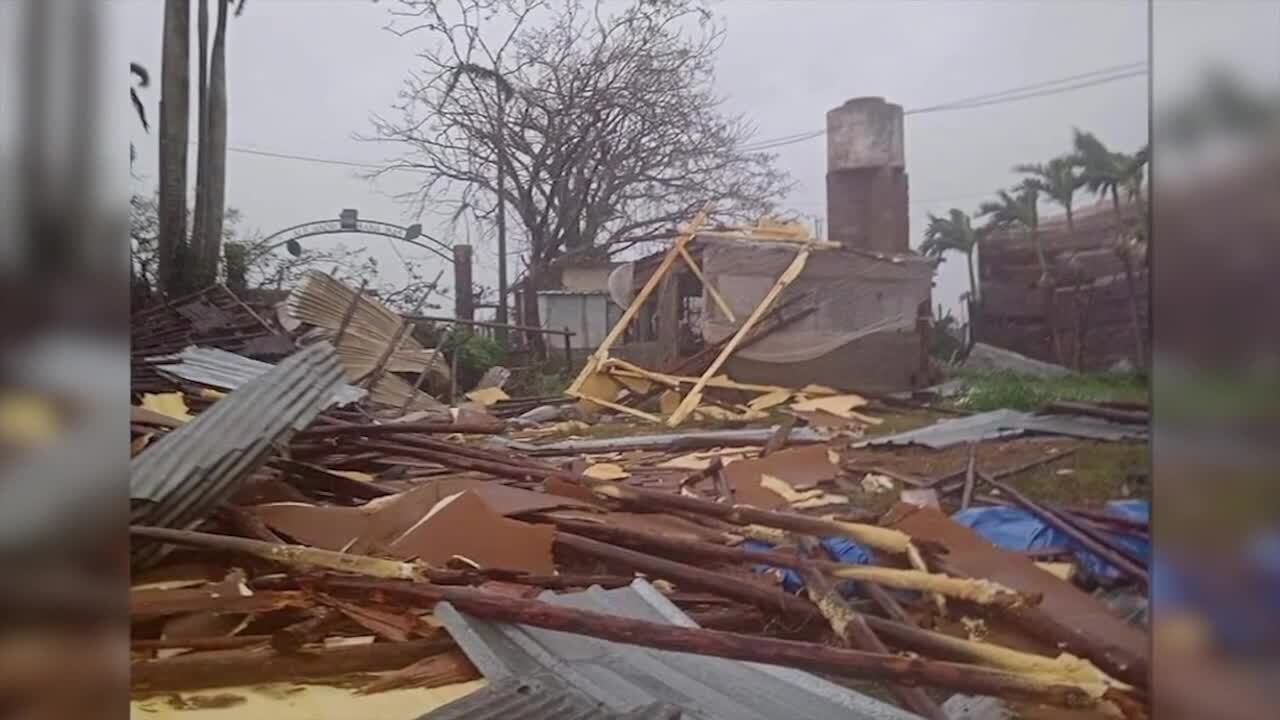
(114, 0, 1278, 319)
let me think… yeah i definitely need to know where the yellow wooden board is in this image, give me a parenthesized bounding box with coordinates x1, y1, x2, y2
(140, 392, 194, 423)
(790, 393, 869, 418)
(464, 386, 510, 407)
(668, 248, 812, 426)
(130, 680, 485, 720)
(583, 463, 630, 481)
(746, 388, 792, 412)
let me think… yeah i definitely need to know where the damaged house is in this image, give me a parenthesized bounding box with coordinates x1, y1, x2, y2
(551, 97, 936, 396)
(973, 200, 1149, 372)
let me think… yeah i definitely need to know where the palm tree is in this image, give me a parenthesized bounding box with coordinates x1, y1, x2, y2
(978, 182, 1044, 282)
(190, 0, 211, 284)
(197, 0, 233, 286)
(1015, 155, 1084, 244)
(981, 182, 1066, 364)
(922, 209, 983, 307)
(130, 63, 150, 168)
(1074, 130, 1148, 368)
(157, 0, 191, 297)
(1073, 129, 1148, 234)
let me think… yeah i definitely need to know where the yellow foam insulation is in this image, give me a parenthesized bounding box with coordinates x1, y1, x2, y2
(129, 680, 485, 719)
(799, 384, 839, 396)
(140, 392, 195, 423)
(463, 386, 509, 407)
(583, 463, 630, 481)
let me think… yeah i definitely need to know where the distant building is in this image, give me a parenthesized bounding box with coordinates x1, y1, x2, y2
(973, 199, 1149, 371)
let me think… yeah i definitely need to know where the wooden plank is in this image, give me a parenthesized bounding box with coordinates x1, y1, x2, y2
(667, 248, 811, 426)
(566, 211, 707, 395)
(566, 389, 664, 424)
(677, 243, 736, 324)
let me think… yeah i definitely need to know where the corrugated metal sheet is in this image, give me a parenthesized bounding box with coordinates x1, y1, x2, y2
(419, 676, 696, 720)
(431, 580, 919, 720)
(150, 345, 366, 406)
(856, 409, 1146, 449)
(131, 342, 347, 567)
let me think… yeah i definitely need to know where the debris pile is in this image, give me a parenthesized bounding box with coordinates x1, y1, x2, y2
(130, 263, 1150, 718)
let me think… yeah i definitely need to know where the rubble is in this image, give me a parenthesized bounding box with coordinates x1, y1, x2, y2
(129, 274, 1151, 720)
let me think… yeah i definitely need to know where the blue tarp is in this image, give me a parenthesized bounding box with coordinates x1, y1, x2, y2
(951, 500, 1149, 583)
(741, 536, 871, 594)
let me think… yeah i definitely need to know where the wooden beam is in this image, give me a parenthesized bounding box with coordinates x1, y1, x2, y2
(566, 389, 665, 424)
(667, 248, 811, 426)
(567, 210, 708, 395)
(677, 243, 736, 324)
(323, 577, 1122, 711)
(795, 544, 947, 719)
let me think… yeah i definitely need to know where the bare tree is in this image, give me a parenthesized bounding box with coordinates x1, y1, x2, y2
(370, 0, 790, 330)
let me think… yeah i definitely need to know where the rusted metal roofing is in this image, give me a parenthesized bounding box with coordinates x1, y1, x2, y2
(130, 342, 346, 567)
(150, 345, 366, 406)
(430, 580, 918, 720)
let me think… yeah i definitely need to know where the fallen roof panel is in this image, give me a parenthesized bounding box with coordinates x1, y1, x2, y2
(432, 579, 919, 720)
(131, 342, 347, 567)
(150, 345, 366, 406)
(855, 408, 1145, 449)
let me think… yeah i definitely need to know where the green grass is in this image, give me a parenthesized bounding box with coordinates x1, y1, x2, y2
(952, 370, 1148, 412)
(1003, 442, 1148, 508)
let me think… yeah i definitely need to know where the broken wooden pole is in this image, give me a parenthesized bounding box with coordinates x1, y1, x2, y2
(132, 636, 456, 692)
(130, 526, 632, 593)
(323, 576, 1124, 711)
(1043, 400, 1148, 425)
(860, 613, 1123, 692)
(982, 475, 1148, 585)
(795, 541, 947, 719)
(554, 532, 819, 620)
(583, 478, 898, 549)
(760, 414, 797, 457)
(960, 441, 978, 510)
(293, 420, 505, 440)
(541, 516, 1027, 607)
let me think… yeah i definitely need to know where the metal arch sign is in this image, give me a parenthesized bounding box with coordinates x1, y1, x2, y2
(257, 218, 454, 264)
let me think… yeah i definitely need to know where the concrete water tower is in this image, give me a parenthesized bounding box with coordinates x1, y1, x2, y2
(825, 97, 909, 254)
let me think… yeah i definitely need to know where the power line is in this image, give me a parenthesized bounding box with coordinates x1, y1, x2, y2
(201, 62, 1148, 168)
(186, 141, 384, 168)
(741, 62, 1148, 152)
(904, 61, 1146, 114)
